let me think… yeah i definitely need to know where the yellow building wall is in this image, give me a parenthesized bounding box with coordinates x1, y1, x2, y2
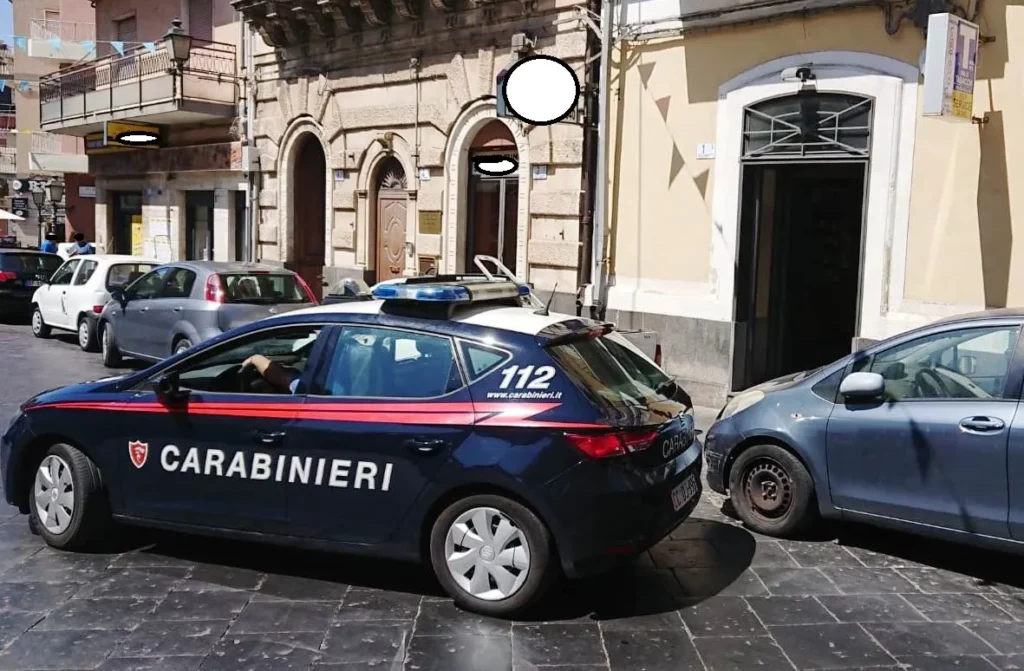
(609, 2, 1022, 309)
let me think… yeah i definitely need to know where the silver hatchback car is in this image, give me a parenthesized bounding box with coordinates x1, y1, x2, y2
(98, 261, 317, 366)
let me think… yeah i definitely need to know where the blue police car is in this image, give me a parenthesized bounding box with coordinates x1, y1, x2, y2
(1, 273, 702, 616)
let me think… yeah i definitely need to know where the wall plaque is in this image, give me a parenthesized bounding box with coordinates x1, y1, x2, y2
(418, 210, 442, 235)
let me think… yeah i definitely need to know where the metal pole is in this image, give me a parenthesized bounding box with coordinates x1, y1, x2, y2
(244, 19, 259, 262)
(589, 0, 613, 316)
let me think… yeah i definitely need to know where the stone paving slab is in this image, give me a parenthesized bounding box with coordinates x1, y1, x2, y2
(2, 324, 1024, 669)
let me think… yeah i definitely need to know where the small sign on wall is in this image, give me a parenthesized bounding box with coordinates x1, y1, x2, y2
(78, 185, 96, 198)
(533, 165, 548, 180)
(696, 143, 716, 160)
(334, 170, 346, 182)
(419, 167, 431, 182)
(418, 210, 442, 235)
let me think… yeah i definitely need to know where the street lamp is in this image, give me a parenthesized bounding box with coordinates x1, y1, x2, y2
(30, 189, 45, 247)
(47, 182, 65, 241)
(164, 19, 192, 70)
(46, 182, 64, 204)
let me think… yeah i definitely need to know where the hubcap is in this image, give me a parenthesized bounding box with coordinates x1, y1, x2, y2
(78, 322, 89, 347)
(444, 507, 530, 601)
(33, 455, 75, 535)
(743, 458, 793, 519)
(102, 329, 109, 354)
(176, 342, 190, 354)
(32, 311, 41, 332)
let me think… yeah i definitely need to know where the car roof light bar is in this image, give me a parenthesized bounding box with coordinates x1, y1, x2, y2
(371, 279, 530, 303)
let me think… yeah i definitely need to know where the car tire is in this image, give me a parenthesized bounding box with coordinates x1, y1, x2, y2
(31, 306, 50, 339)
(173, 338, 193, 356)
(77, 317, 97, 352)
(29, 443, 113, 551)
(729, 444, 819, 537)
(101, 323, 122, 367)
(429, 494, 555, 617)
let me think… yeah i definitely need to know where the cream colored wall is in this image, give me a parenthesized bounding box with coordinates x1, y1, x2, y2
(610, 3, 1021, 312)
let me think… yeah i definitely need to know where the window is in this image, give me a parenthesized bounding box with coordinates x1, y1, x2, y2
(160, 268, 196, 299)
(812, 368, 844, 403)
(0, 253, 62, 275)
(114, 16, 136, 43)
(851, 325, 1022, 401)
(172, 325, 323, 395)
(128, 267, 171, 300)
(460, 341, 511, 380)
(73, 260, 98, 286)
(107, 263, 156, 291)
(49, 260, 80, 286)
(188, 0, 214, 41)
(546, 332, 674, 411)
(219, 273, 312, 304)
(322, 326, 462, 398)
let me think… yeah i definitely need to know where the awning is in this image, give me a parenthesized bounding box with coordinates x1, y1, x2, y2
(0, 209, 25, 221)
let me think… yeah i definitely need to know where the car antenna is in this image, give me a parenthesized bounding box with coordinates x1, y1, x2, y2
(535, 283, 558, 316)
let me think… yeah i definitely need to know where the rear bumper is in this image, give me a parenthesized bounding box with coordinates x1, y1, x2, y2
(0, 292, 33, 314)
(545, 439, 704, 578)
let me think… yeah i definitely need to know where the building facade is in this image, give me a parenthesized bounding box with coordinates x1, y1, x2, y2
(39, 0, 247, 263)
(8, 0, 95, 246)
(606, 0, 1021, 405)
(235, 0, 589, 301)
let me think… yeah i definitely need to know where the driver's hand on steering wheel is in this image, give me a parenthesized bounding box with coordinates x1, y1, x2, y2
(241, 354, 272, 375)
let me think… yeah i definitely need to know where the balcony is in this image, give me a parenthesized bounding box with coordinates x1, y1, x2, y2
(29, 19, 96, 61)
(38, 40, 238, 136)
(29, 132, 88, 173)
(0, 147, 16, 175)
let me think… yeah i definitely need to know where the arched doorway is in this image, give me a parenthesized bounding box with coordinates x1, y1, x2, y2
(734, 91, 872, 389)
(292, 134, 327, 300)
(466, 120, 519, 275)
(374, 157, 408, 282)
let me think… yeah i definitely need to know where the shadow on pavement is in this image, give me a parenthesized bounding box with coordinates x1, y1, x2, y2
(100, 516, 755, 622)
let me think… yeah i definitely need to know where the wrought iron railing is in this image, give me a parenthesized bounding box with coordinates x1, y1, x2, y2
(38, 38, 236, 106)
(29, 18, 96, 43)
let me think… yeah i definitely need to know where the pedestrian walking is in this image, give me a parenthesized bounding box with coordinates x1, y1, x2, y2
(40, 233, 59, 254)
(67, 232, 95, 256)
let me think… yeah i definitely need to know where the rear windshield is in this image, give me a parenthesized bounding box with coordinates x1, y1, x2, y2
(546, 332, 674, 411)
(107, 263, 157, 291)
(220, 273, 311, 304)
(0, 253, 62, 274)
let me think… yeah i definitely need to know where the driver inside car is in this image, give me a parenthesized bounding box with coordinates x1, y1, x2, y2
(240, 354, 301, 393)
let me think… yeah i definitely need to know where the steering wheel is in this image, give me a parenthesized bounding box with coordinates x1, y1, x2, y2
(915, 368, 950, 398)
(238, 364, 264, 393)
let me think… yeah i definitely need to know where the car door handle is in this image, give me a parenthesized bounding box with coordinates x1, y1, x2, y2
(404, 438, 448, 455)
(959, 416, 1005, 433)
(173, 306, 183, 312)
(252, 430, 287, 445)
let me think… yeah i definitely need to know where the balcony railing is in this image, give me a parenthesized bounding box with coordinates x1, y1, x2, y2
(39, 39, 238, 131)
(31, 132, 83, 155)
(0, 147, 16, 174)
(29, 18, 96, 43)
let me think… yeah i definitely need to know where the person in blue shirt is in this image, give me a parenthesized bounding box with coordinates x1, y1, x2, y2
(68, 232, 95, 256)
(40, 233, 58, 254)
(241, 354, 302, 393)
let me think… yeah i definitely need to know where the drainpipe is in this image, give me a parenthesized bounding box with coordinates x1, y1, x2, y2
(587, 0, 613, 319)
(244, 17, 259, 262)
(576, 0, 600, 317)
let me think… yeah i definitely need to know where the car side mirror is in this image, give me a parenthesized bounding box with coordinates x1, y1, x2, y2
(152, 373, 188, 403)
(840, 372, 885, 400)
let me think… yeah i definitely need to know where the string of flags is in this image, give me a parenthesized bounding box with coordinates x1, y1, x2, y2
(1, 34, 160, 59)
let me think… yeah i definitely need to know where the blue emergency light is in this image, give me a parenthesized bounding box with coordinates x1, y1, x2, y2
(371, 277, 531, 305)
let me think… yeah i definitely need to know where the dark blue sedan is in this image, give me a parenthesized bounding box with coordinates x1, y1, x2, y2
(705, 308, 1024, 552)
(1, 275, 702, 617)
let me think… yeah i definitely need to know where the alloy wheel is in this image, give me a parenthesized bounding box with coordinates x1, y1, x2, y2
(444, 507, 530, 601)
(743, 458, 793, 521)
(33, 455, 75, 535)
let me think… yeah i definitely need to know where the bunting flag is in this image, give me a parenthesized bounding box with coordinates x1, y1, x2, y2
(110, 41, 124, 56)
(0, 35, 155, 56)
(142, 42, 156, 54)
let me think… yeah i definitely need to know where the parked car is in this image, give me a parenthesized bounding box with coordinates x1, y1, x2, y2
(31, 255, 158, 351)
(98, 261, 318, 367)
(0, 249, 64, 321)
(704, 308, 1024, 553)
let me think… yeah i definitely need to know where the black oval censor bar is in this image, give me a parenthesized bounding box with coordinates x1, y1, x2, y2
(116, 131, 160, 147)
(472, 156, 518, 176)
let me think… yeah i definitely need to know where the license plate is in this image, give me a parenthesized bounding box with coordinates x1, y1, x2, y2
(24, 280, 41, 287)
(671, 474, 699, 511)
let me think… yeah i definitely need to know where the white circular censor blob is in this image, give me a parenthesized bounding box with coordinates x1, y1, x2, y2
(475, 158, 518, 176)
(117, 132, 158, 145)
(503, 55, 579, 126)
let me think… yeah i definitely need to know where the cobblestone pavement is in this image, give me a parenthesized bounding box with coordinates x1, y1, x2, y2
(2, 322, 1024, 670)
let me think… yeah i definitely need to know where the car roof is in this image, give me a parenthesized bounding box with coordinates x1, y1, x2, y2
(929, 308, 1024, 326)
(170, 261, 288, 273)
(89, 254, 159, 264)
(285, 300, 579, 336)
(0, 248, 56, 255)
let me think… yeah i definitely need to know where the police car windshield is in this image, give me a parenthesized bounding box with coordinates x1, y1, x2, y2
(547, 332, 673, 411)
(221, 273, 311, 304)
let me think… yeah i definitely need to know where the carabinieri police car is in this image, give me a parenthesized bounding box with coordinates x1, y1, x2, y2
(1, 262, 702, 617)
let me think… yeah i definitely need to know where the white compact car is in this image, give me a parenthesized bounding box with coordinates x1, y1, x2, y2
(31, 254, 159, 351)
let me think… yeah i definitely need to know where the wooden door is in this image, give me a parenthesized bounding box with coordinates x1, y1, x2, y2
(293, 136, 326, 300)
(376, 195, 407, 282)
